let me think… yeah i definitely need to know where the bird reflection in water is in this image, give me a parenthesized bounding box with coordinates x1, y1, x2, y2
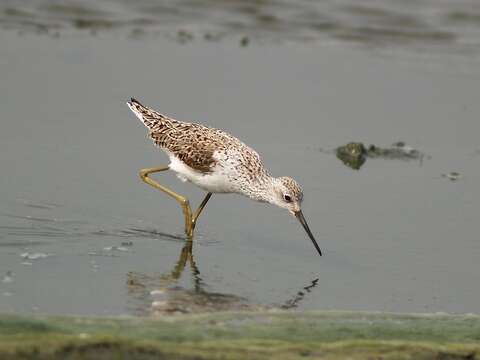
(281, 278, 319, 309)
(126, 241, 319, 316)
(126, 241, 252, 315)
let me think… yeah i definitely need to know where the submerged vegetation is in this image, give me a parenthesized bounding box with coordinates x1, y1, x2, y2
(0, 311, 479, 359)
(336, 141, 425, 170)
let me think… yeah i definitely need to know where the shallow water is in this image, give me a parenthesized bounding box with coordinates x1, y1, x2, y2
(1, 2, 480, 316)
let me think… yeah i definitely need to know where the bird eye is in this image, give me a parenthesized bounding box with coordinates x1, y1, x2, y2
(284, 194, 292, 202)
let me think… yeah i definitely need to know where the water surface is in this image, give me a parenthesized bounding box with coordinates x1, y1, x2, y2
(1, 2, 480, 316)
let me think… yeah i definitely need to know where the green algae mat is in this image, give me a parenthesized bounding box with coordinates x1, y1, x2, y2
(0, 311, 479, 359)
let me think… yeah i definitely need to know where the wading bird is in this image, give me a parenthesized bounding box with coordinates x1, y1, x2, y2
(127, 98, 322, 256)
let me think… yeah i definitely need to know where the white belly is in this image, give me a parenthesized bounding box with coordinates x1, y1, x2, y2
(168, 154, 234, 193)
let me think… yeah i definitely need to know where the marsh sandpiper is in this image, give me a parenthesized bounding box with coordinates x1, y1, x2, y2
(127, 98, 321, 256)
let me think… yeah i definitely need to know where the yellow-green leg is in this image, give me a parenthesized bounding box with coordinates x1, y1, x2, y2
(191, 192, 212, 234)
(139, 166, 213, 238)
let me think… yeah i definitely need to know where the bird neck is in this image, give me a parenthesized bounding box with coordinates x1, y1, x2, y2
(244, 175, 278, 204)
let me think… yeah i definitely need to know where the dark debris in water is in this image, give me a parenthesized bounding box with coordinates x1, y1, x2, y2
(175, 28, 194, 44)
(335, 141, 426, 170)
(240, 35, 250, 47)
(441, 172, 461, 182)
(2, 271, 14, 284)
(335, 142, 367, 170)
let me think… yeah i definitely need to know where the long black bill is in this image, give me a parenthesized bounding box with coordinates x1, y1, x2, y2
(295, 210, 322, 256)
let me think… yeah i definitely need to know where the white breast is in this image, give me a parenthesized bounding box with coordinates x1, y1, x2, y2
(167, 153, 235, 193)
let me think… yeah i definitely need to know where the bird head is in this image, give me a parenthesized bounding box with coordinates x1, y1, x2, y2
(270, 177, 322, 256)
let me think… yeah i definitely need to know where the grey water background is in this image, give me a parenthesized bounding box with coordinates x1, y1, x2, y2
(1, 0, 480, 316)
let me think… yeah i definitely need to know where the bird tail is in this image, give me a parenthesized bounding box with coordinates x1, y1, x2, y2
(126, 97, 175, 131)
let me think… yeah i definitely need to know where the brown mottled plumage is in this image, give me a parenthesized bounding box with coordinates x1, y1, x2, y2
(128, 98, 262, 175)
